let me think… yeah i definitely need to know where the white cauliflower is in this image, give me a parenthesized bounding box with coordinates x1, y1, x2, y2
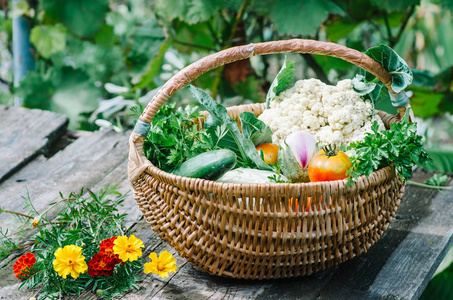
(258, 78, 385, 145)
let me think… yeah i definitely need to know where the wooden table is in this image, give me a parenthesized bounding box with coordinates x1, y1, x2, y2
(1, 105, 452, 299)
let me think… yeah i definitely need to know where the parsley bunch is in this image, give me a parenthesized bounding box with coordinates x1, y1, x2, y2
(347, 110, 432, 185)
(143, 104, 212, 172)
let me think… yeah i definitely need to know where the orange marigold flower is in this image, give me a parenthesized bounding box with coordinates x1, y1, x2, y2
(13, 252, 37, 280)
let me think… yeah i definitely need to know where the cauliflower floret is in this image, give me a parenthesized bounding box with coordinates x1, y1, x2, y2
(258, 78, 386, 145)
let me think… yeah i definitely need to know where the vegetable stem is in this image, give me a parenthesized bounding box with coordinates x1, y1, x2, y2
(407, 180, 452, 190)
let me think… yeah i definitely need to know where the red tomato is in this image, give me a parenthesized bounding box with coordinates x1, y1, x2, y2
(256, 143, 278, 164)
(308, 146, 352, 182)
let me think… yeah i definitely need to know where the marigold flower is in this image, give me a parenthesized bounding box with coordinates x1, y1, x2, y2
(144, 250, 177, 278)
(113, 235, 144, 262)
(88, 253, 116, 277)
(99, 236, 121, 264)
(53, 245, 88, 279)
(13, 252, 36, 280)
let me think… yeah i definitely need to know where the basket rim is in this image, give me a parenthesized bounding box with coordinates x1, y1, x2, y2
(143, 162, 395, 191)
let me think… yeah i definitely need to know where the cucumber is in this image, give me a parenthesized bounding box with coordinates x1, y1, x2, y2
(172, 149, 237, 181)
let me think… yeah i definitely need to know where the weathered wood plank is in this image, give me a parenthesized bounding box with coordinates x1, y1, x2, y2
(0, 105, 68, 183)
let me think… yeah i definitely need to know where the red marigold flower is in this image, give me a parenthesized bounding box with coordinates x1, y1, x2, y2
(88, 252, 118, 277)
(13, 252, 36, 280)
(99, 237, 121, 265)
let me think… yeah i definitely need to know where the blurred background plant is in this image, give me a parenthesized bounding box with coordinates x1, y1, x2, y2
(0, 0, 453, 297)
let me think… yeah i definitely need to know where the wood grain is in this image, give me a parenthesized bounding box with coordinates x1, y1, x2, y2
(0, 105, 68, 183)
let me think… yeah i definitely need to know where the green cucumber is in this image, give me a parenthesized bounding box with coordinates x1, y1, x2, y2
(172, 149, 237, 180)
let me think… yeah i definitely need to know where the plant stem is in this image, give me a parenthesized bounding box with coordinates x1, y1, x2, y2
(407, 180, 452, 190)
(0, 209, 34, 219)
(392, 5, 416, 47)
(301, 54, 332, 85)
(383, 11, 393, 42)
(173, 39, 217, 52)
(211, 0, 250, 98)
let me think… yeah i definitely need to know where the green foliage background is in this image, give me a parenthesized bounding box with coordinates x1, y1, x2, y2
(0, 0, 452, 131)
(0, 0, 452, 297)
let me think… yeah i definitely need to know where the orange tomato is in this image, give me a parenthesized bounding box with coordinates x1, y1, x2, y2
(308, 146, 352, 182)
(256, 143, 279, 164)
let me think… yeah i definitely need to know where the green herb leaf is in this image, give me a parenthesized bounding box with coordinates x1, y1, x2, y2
(266, 59, 295, 108)
(188, 85, 273, 171)
(239, 111, 273, 146)
(347, 108, 432, 185)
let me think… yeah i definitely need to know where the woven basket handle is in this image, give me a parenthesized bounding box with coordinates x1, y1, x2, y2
(137, 39, 411, 129)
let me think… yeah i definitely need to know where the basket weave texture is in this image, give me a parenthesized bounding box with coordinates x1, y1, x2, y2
(128, 39, 407, 279)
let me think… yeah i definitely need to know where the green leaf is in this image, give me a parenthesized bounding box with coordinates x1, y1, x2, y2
(326, 19, 361, 42)
(314, 55, 353, 73)
(425, 173, 448, 187)
(16, 72, 53, 109)
(426, 148, 453, 173)
(19, 67, 101, 129)
(270, 0, 345, 36)
(408, 87, 443, 118)
(134, 36, 173, 90)
(188, 85, 272, 171)
(364, 44, 413, 93)
(49, 68, 101, 129)
(420, 266, 453, 300)
(94, 23, 116, 47)
(155, 0, 224, 24)
(43, 0, 109, 38)
(412, 70, 436, 87)
(11, 0, 29, 18)
(352, 75, 376, 95)
(371, 0, 420, 11)
(239, 112, 273, 146)
(440, 0, 453, 11)
(30, 24, 67, 59)
(266, 60, 295, 108)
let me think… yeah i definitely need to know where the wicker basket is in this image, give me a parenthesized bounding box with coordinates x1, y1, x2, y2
(128, 39, 409, 279)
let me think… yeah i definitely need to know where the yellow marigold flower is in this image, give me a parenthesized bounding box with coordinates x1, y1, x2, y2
(53, 245, 88, 279)
(144, 250, 177, 278)
(113, 235, 144, 262)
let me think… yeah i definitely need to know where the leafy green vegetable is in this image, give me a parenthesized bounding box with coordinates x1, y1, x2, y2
(347, 109, 432, 186)
(425, 173, 449, 187)
(353, 45, 413, 105)
(144, 104, 211, 172)
(352, 74, 376, 95)
(364, 44, 413, 93)
(266, 59, 295, 108)
(239, 111, 273, 146)
(188, 85, 273, 171)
